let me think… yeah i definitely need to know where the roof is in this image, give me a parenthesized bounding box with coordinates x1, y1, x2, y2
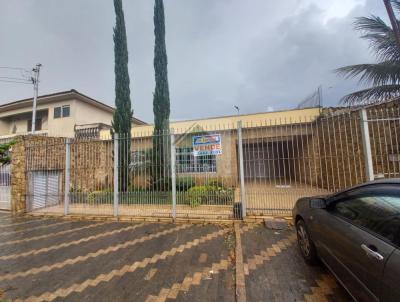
(0, 89, 147, 125)
(130, 107, 321, 136)
(322, 98, 400, 117)
(169, 106, 321, 124)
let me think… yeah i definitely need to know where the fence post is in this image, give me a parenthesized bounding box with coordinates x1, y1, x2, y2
(113, 133, 119, 217)
(64, 138, 71, 216)
(237, 121, 246, 218)
(170, 131, 177, 220)
(360, 108, 374, 181)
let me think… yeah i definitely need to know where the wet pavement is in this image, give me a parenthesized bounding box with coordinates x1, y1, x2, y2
(0, 212, 351, 302)
(241, 224, 352, 302)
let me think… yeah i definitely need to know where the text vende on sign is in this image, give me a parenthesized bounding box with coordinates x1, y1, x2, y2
(192, 134, 222, 156)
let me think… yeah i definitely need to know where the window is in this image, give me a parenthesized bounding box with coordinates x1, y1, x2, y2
(330, 193, 400, 246)
(176, 147, 216, 173)
(62, 105, 70, 117)
(27, 119, 42, 132)
(54, 107, 61, 118)
(54, 105, 70, 118)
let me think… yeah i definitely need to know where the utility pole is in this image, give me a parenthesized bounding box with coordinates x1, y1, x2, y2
(31, 63, 42, 134)
(383, 0, 400, 48)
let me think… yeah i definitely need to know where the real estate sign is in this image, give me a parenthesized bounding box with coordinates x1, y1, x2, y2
(192, 134, 222, 156)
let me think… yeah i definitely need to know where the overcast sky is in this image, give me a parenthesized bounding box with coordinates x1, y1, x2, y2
(0, 0, 386, 123)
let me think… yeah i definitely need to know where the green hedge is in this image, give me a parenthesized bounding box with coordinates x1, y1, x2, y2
(185, 185, 234, 207)
(70, 185, 234, 207)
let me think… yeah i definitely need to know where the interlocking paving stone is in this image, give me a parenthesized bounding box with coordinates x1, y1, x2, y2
(0, 221, 106, 247)
(0, 218, 51, 229)
(0, 215, 355, 302)
(0, 224, 184, 282)
(0, 220, 72, 237)
(242, 225, 352, 302)
(1, 223, 176, 299)
(61, 225, 229, 302)
(0, 222, 149, 275)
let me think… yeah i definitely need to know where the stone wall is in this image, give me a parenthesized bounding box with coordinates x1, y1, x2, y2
(298, 101, 400, 192)
(313, 112, 366, 192)
(10, 136, 26, 213)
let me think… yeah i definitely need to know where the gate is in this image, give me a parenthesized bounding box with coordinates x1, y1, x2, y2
(239, 106, 400, 217)
(25, 137, 66, 213)
(27, 171, 61, 211)
(0, 164, 11, 210)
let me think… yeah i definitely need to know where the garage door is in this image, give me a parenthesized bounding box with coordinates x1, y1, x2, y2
(28, 171, 61, 210)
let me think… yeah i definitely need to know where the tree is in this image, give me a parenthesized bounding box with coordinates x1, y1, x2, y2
(112, 0, 132, 191)
(0, 141, 15, 165)
(152, 0, 171, 190)
(336, 2, 400, 105)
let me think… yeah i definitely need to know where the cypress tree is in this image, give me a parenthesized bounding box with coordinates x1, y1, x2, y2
(112, 0, 132, 191)
(153, 0, 170, 132)
(152, 0, 171, 191)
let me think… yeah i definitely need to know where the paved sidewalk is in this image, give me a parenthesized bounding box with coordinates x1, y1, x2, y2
(0, 213, 235, 302)
(0, 213, 351, 302)
(241, 223, 352, 302)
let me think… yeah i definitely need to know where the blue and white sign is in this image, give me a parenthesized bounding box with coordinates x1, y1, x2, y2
(192, 134, 222, 156)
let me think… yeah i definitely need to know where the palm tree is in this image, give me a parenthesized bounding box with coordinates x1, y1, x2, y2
(336, 3, 400, 105)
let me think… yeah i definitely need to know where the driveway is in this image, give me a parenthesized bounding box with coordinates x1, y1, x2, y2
(0, 212, 350, 302)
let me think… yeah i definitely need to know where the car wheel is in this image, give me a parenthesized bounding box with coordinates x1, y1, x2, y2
(296, 219, 318, 265)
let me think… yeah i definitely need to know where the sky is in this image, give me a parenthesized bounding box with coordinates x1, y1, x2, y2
(0, 0, 387, 123)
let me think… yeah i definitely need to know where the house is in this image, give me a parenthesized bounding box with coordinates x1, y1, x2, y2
(0, 89, 146, 140)
(123, 107, 322, 186)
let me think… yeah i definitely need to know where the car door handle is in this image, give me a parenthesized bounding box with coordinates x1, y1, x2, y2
(361, 244, 384, 261)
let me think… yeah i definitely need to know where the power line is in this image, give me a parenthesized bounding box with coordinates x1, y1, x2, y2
(0, 79, 32, 84)
(0, 76, 32, 81)
(0, 66, 30, 72)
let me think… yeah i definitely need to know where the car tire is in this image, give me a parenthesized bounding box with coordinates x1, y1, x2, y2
(296, 219, 318, 265)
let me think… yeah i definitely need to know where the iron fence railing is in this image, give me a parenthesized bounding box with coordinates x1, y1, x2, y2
(22, 105, 400, 218)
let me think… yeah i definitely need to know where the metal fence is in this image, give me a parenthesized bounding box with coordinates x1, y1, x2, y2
(23, 105, 400, 219)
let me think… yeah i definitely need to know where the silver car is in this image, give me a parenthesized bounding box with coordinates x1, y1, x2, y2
(292, 179, 400, 302)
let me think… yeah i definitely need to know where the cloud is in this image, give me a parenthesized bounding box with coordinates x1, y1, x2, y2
(0, 0, 387, 122)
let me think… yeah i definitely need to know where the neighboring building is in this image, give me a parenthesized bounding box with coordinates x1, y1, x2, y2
(0, 89, 146, 140)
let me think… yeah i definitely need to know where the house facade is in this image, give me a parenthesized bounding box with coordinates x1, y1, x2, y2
(0, 89, 146, 140)
(122, 107, 322, 186)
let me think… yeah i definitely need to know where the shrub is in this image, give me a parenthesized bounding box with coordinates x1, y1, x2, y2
(127, 184, 147, 192)
(187, 185, 234, 207)
(176, 176, 195, 191)
(86, 190, 113, 205)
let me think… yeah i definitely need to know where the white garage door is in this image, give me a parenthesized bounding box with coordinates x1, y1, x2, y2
(29, 171, 61, 210)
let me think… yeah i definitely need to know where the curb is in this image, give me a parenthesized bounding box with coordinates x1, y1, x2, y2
(234, 222, 247, 302)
